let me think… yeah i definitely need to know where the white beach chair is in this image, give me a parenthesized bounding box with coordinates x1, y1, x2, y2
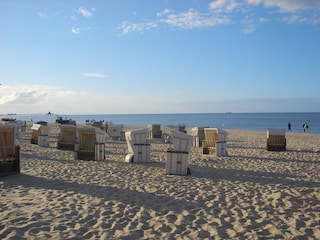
(166, 129, 193, 175)
(125, 128, 150, 163)
(30, 123, 49, 147)
(107, 124, 124, 140)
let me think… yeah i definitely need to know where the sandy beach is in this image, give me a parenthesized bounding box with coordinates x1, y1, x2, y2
(1, 122, 320, 239)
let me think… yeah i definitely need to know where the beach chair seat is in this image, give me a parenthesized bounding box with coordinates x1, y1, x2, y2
(75, 126, 105, 161)
(191, 126, 209, 147)
(0, 123, 20, 176)
(202, 128, 218, 155)
(30, 122, 49, 146)
(161, 126, 173, 143)
(166, 129, 193, 175)
(202, 128, 228, 156)
(267, 128, 286, 151)
(125, 128, 150, 163)
(57, 124, 77, 150)
(177, 124, 187, 133)
(147, 124, 162, 139)
(107, 124, 124, 140)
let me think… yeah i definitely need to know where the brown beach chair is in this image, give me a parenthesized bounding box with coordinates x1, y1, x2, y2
(57, 124, 77, 150)
(147, 124, 162, 139)
(202, 128, 218, 155)
(267, 128, 286, 151)
(178, 124, 187, 133)
(75, 126, 105, 160)
(191, 126, 209, 147)
(202, 128, 228, 156)
(0, 123, 20, 176)
(30, 122, 49, 145)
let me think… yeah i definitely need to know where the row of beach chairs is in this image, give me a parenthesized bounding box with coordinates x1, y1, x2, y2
(0, 120, 287, 176)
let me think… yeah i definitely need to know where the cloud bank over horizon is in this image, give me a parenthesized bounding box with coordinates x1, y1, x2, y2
(1, 84, 319, 115)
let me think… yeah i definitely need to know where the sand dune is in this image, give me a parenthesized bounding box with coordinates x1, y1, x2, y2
(1, 123, 319, 239)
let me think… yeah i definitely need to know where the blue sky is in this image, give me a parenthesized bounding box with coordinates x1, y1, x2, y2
(1, 0, 320, 114)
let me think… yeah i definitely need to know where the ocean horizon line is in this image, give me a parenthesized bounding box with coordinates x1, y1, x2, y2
(1, 111, 319, 116)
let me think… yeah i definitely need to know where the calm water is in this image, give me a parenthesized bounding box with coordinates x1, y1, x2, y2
(2, 112, 320, 133)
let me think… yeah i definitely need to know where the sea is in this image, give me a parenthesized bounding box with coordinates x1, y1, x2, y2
(1, 112, 320, 134)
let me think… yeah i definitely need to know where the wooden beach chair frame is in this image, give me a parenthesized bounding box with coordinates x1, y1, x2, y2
(77, 126, 96, 160)
(125, 128, 151, 163)
(30, 123, 48, 145)
(267, 128, 286, 151)
(202, 128, 218, 155)
(166, 129, 193, 175)
(0, 123, 20, 176)
(147, 124, 162, 139)
(75, 126, 105, 161)
(57, 124, 77, 150)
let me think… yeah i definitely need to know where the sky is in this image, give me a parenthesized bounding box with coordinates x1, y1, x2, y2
(1, 0, 320, 115)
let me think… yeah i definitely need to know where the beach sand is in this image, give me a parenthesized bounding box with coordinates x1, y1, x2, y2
(1, 123, 320, 239)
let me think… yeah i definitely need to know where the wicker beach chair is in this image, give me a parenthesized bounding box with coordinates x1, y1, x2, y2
(75, 126, 105, 160)
(191, 126, 209, 147)
(202, 128, 228, 156)
(0, 123, 20, 176)
(147, 124, 162, 139)
(30, 122, 49, 146)
(57, 124, 77, 150)
(267, 128, 286, 151)
(202, 128, 218, 155)
(177, 124, 187, 133)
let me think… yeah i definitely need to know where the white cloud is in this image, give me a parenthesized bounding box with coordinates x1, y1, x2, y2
(118, 9, 231, 34)
(0, 84, 175, 114)
(1, 84, 319, 114)
(157, 9, 173, 17)
(38, 12, 47, 18)
(81, 73, 108, 78)
(243, 25, 256, 34)
(78, 7, 93, 17)
(160, 9, 231, 29)
(71, 27, 80, 34)
(246, 0, 320, 12)
(210, 0, 240, 11)
(0, 85, 55, 105)
(118, 21, 158, 34)
(117, 0, 320, 34)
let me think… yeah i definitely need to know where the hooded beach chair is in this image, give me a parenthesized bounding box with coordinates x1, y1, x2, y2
(75, 126, 105, 160)
(125, 128, 150, 163)
(57, 124, 77, 150)
(147, 124, 162, 139)
(30, 122, 49, 147)
(202, 128, 228, 156)
(191, 126, 209, 147)
(166, 129, 193, 175)
(107, 124, 124, 140)
(267, 128, 286, 151)
(0, 123, 20, 175)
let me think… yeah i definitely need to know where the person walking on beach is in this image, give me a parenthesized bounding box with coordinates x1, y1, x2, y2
(288, 122, 292, 132)
(303, 123, 309, 132)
